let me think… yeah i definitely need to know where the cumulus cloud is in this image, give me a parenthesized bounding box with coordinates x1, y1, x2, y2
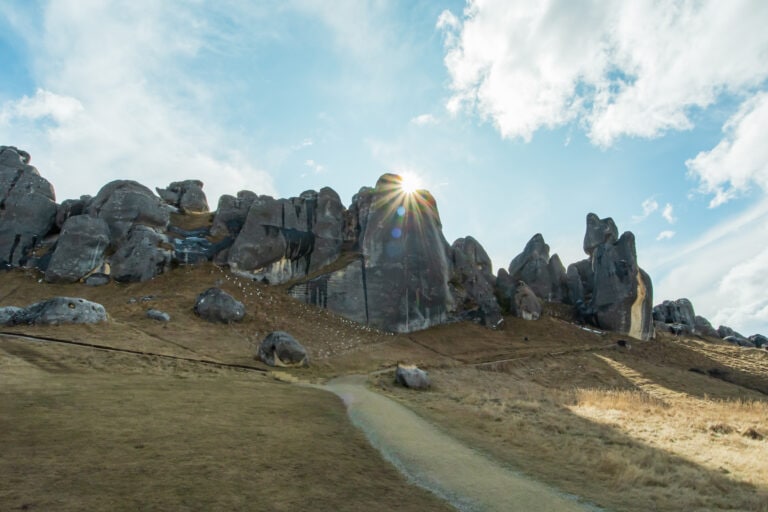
(662, 203, 676, 224)
(410, 113, 437, 126)
(304, 159, 326, 174)
(438, 1, 768, 146)
(686, 92, 768, 207)
(0, 1, 275, 204)
(632, 198, 659, 221)
(656, 230, 675, 241)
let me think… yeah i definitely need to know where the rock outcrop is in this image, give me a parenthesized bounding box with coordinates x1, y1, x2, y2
(156, 180, 209, 213)
(257, 331, 309, 367)
(694, 315, 719, 338)
(0, 146, 57, 267)
(512, 281, 542, 320)
(88, 180, 169, 243)
(449, 236, 503, 328)
(505, 234, 569, 303)
(567, 214, 654, 340)
(6, 297, 107, 325)
(395, 363, 430, 389)
(44, 216, 110, 283)
(193, 287, 245, 323)
(110, 225, 172, 282)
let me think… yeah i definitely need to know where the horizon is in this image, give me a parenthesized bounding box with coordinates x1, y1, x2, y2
(1, 1, 767, 336)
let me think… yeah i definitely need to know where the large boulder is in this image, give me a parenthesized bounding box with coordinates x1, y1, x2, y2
(44, 216, 111, 283)
(0, 146, 57, 267)
(717, 325, 745, 340)
(395, 363, 430, 389)
(156, 179, 209, 213)
(653, 299, 695, 328)
(210, 190, 258, 238)
(694, 315, 719, 338)
(506, 234, 569, 302)
(569, 214, 654, 340)
(88, 180, 169, 243)
(512, 281, 542, 320)
(449, 236, 503, 328)
(109, 225, 171, 282)
(55, 196, 92, 230)
(0, 306, 23, 326)
(193, 287, 245, 323)
(749, 334, 767, 348)
(257, 331, 309, 367)
(9, 297, 107, 325)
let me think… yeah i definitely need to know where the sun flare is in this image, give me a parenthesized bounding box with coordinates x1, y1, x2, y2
(399, 173, 422, 194)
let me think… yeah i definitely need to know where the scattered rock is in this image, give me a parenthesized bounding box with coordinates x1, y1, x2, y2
(257, 331, 309, 367)
(193, 287, 245, 323)
(44, 216, 111, 283)
(156, 180, 209, 213)
(395, 363, 431, 390)
(146, 309, 171, 322)
(9, 297, 107, 325)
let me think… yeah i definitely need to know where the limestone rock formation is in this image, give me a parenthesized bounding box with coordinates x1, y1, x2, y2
(449, 236, 503, 328)
(512, 281, 542, 320)
(568, 214, 654, 340)
(0, 146, 57, 267)
(88, 180, 169, 243)
(45, 216, 110, 283)
(717, 325, 746, 340)
(55, 196, 92, 230)
(257, 331, 309, 367)
(653, 299, 695, 328)
(8, 297, 107, 325)
(210, 190, 258, 238)
(110, 225, 172, 282)
(0, 306, 23, 326)
(749, 334, 767, 348)
(193, 287, 245, 323)
(395, 363, 431, 389)
(694, 315, 719, 338)
(506, 234, 569, 302)
(156, 180, 209, 213)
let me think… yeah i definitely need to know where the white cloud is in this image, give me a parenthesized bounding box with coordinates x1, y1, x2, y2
(661, 203, 676, 224)
(410, 113, 437, 126)
(686, 92, 768, 207)
(305, 159, 326, 174)
(632, 197, 659, 221)
(656, 230, 675, 241)
(0, 1, 275, 205)
(438, 1, 768, 146)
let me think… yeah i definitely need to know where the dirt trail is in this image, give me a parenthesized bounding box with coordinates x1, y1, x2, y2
(323, 375, 596, 512)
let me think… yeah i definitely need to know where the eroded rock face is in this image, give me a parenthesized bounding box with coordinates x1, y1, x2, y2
(395, 363, 430, 389)
(257, 331, 309, 367)
(450, 236, 503, 328)
(0, 146, 57, 267)
(9, 297, 107, 325)
(88, 180, 169, 243)
(506, 234, 569, 302)
(694, 315, 719, 338)
(210, 190, 258, 238)
(45, 216, 110, 283)
(512, 281, 542, 320)
(0, 306, 23, 326)
(156, 180, 209, 213)
(193, 287, 245, 323)
(110, 225, 171, 282)
(653, 299, 695, 328)
(569, 214, 654, 340)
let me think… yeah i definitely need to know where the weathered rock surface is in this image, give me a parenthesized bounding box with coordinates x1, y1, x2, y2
(0, 306, 23, 326)
(568, 214, 654, 340)
(210, 190, 258, 238)
(110, 225, 171, 282)
(257, 331, 308, 367)
(653, 299, 695, 327)
(45, 216, 110, 283)
(8, 297, 107, 325)
(88, 180, 169, 242)
(0, 146, 57, 266)
(717, 325, 745, 340)
(395, 363, 430, 389)
(156, 180, 209, 213)
(694, 315, 719, 338)
(449, 236, 503, 328)
(146, 309, 171, 322)
(749, 334, 767, 348)
(506, 234, 569, 302)
(55, 196, 92, 229)
(512, 281, 542, 320)
(193, 287, 245, 323)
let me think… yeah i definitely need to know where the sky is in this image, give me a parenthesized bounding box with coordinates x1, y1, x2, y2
(1, 0, 767, 336)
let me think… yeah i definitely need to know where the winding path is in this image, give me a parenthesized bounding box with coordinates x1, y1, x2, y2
(324, 375, 596, 512)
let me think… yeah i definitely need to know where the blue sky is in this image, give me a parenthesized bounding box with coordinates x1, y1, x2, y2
(2, 1, 768, 336)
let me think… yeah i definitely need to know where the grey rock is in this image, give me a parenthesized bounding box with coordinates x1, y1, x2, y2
(717, 325, 745, 340)
(156, 179, 209, 213)
(88, 180, 169, 242)
(55, 196, 92, 230)
(450, 236, 503, 328)
(194, 287, 245, 323)
(512, 281, 542, 320)
(506, 234, 568, 302)
(749, 334, 767, 348)
(172, 236, 214, 265)
(694, 315, 719, 338)
(146, 309, 170, 322)
(0, 146, 57, 267)
(10, 297, 107, 325)
(653, 299, 695, 328)
(395, 363, 430, 390)
(110, 225, 172, 282)
(566, 259, 594, 306)
(257, 331, 308, 367)
(0, 306, 23, 326)
(45, 216, 110, 283)
(583, 213, 618, 256)
(724, 335, 754, 347)
(210, 190, 258, 238)
(84, 273, 111, 287)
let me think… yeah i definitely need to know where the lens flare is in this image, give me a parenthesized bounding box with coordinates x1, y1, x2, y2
(399, 173, 422, 194)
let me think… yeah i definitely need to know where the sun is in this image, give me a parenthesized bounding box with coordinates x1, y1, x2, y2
(399, 172, 422, 194)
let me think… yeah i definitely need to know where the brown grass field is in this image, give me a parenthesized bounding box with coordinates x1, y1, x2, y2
(2, 264, 767, 511)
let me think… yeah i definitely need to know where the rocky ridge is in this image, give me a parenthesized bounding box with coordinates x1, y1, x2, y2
(0, 145, 763, 343)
